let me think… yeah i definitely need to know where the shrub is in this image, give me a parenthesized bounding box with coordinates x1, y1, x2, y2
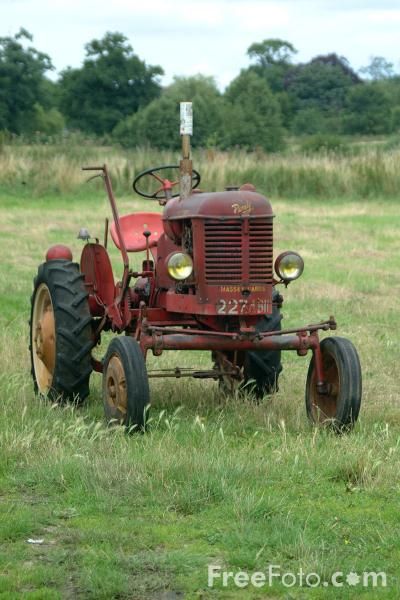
(300, 134, 349, 155)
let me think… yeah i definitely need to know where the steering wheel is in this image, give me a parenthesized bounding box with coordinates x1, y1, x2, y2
(132, 165, 201, 200)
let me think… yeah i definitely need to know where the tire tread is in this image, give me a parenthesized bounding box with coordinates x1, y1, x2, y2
(30, 259, 93, 403)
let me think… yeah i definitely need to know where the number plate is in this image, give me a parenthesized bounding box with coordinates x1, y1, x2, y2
(216, 298, 271, 315)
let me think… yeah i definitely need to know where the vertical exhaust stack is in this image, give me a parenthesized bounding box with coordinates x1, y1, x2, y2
(179, 102, 193, 200)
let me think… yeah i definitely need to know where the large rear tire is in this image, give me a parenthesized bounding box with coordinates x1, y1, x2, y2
(102, 337, 150, 431)
(242, 306, 283, 398)
(214, 303, 283, 399)
(305, 336, 362, 432)
(30, 260, 93, 403)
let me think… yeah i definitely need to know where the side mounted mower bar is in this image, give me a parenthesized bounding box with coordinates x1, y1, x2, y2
(138, 318, 336, 394)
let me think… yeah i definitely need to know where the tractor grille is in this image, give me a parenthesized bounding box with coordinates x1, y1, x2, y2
(204, 221, 242, 282)
(248, 219, 274, 282)
(204, 218, 273, 284)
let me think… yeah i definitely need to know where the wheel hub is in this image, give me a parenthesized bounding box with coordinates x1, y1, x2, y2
(35, 307, 55, 370)
(105, 355, 128, 417)
(32, 284, 56, 392)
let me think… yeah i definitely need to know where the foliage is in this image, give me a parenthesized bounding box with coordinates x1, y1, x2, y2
(59, 32, 163, 135)
(291, 108, 328, 135)
(113, 95, 180, 150)
(343, 83, 393, 135)
(0, 30, 399, 147)
(30, 104, 65, 136)
(164, 75, 224, 147)
(382, 134, 400, 150)
(300, 133, 350, 155)
(359, 56, 395, 80)
(392, 107, 400, 132)
(115, 75, 225, 149)
(223, 71, 285, 152)
(247, 38, 297, 66)
(247, 38, 297, 93)
(285, 54, 361, 115)
(0, 29, 53, 134)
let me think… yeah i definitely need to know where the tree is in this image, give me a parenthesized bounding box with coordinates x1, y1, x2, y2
(247, 39, 297, 68)
(164, 76, 224, 146)
(113, 95, 179, 149)
(343, 84, 393, 135)
(284, 54, 361, 119)
(59, 32, 163, 134)
(291, 107, 328, 135)
(0, 29, 53, 133)
(359, 56, 395, 81)
(223, 71, 284, 152)
(247, 38, 297, 93)
(114, 75, 224, 149)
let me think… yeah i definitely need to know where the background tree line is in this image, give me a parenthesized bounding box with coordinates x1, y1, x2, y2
(1, 29, 400, 152)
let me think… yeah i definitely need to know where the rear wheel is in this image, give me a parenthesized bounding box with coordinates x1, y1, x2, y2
(243, 307, 282, 398)
(214, 304, 282, 399)
(305, 336, 362, 432)
(30, 260, 93, 402)
(102, 337, 150, 431)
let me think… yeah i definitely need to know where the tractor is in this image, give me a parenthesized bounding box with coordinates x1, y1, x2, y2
(30, 102, 362, 432)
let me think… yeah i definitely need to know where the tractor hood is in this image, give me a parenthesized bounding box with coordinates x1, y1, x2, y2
(163, 190, 273, 221)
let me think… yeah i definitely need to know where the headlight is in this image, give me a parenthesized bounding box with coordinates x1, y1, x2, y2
(275, 251, 304, 282)
(167, 252, 193, 280)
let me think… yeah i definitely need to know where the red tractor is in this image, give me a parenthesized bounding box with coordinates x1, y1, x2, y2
(30, 103, 361, 432)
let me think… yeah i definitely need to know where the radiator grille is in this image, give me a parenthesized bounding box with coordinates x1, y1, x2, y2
(204, 221, 242, 282)
(204, 219, 273, 283)
(248, 220, 274, 282)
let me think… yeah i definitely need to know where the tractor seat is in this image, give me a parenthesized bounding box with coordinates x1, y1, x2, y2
(110, 212, 163, 252)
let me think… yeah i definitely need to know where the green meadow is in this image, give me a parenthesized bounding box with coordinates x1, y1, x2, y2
(0, 144, 399, 598)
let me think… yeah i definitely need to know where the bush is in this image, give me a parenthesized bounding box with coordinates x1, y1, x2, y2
(223, 71, 285, 152)
(0, 130, 11, 153)
(300, 134, 349, 155)
(291, 108, 327, 135)
(31, 104, 65, 136)
(382, 134, 400, 151)
(391, 106, 400, 132)
(113, 96, 179, 149)
(343, 84, 393, 135)
(114, 76, 225, 150)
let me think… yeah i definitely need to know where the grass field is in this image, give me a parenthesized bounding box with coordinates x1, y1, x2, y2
(0, 153, 400, 598)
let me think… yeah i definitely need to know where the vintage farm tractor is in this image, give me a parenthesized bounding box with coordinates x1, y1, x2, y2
(30, 103, 362, 432)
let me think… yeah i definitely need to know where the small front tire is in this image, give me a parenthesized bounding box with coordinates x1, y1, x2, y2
(102, 337, 150, 431)
(305, 336, 362, 432)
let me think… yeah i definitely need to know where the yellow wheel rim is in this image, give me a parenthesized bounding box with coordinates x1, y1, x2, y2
(32, 283, 56, 393)
(105, 355, 128, 422)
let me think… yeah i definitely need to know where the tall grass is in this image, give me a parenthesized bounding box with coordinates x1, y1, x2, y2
(1, 140, 400, 199)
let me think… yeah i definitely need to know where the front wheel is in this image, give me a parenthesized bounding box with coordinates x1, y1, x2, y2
(305, 336, 362, 432)
(102, 337, 150, 431)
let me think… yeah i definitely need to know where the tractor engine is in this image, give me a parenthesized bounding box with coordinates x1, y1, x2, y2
(157, 187, 274, 319)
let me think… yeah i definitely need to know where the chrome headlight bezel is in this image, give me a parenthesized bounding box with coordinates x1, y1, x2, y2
(275, 251, 304, 282)
(167, 252, 193, 281)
